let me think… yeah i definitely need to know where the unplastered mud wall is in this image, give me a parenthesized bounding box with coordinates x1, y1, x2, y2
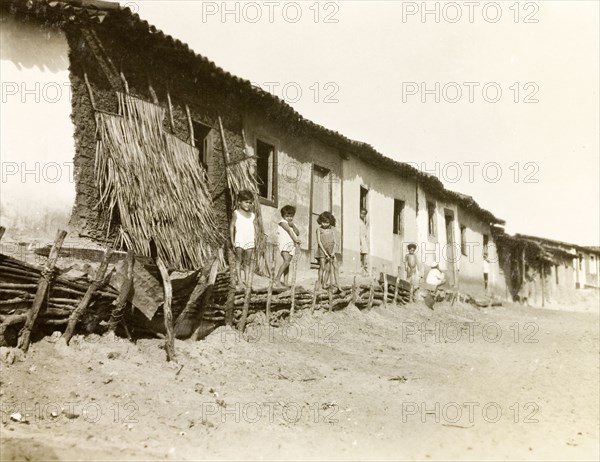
(64, 17, 252, 245)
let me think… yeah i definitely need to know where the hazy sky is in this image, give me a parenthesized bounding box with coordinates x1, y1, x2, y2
(116, 0, 598, 245)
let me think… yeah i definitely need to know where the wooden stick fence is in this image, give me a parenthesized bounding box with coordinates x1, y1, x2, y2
(17, 230, 67, 352)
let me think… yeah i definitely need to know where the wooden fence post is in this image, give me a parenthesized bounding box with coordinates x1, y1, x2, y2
(265, 253, 276, 325)
(156, 257, 175, 362)
(394, 266, 401, 304)
(108, 250, 135, 332)
(224, 248, 237, 326)
(310, 279, 319, 314)
(382, 269, 388, 308)
(367, 279, 374, 310)
(239, 254, 255, 332)
(63, 247, 113, 344)
(289, 244, 300, 318)
(18, 229, 67, 352)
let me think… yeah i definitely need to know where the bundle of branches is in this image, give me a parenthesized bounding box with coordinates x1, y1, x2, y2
(95, 92, 224, 270)
(0, 253, 118, 346)
(209, 272, 411, 329)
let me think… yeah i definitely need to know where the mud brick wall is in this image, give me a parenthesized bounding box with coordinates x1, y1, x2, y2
(64, 19, 249, 245)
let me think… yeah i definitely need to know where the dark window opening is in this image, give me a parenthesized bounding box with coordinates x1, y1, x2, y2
(256, 139, 276, 201)
(460, 225, 467, 256)
(192, 121, 212, 170)
(483, 234, 489, 257)
(555, 265, 559, 284)
(427, 201, 436, 237)
(393, 199, 405, 235)
(360, 186, 369, 212)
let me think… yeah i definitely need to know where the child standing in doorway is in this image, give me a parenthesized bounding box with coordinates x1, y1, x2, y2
(359, 208, 370, 276)
(275, 205, 301, 287)
(316, 211, 340, 291)
(230, 190, 259, 289)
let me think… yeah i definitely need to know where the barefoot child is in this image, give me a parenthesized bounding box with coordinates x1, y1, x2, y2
(230, 190, 259, 288)
(316, 211, 340, 290)
(275, 205, 301, 287)
(404, 243, 420, 302)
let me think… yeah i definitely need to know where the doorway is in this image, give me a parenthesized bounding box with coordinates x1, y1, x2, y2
(444, 210, 457, 287)
(310, 165, 332, 258)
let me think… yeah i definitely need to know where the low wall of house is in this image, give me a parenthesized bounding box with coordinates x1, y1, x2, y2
(0, 16, 76, 240)
(583, 252, 600, 288)
(545, 263, 577, 302)
(416, 189, 462, 285)
(342, 157, 418, 275)
(456, 208, 507, 298)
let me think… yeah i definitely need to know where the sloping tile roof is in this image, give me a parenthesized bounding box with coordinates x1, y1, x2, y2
(2, 0, 505, 225)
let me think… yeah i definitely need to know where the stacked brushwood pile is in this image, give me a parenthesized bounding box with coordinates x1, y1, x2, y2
(208, 272, 413, 327)
(0, 253, 118, 345)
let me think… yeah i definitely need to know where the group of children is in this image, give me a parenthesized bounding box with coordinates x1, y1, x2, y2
(231, 189, 433, 301)
(230, 190, 341, 290)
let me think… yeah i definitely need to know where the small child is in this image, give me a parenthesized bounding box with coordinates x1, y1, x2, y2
(316, 211, 339, 290)
(404, 243, 419, 302)
(229, 190, 259, 288)
(359, 208, 369, 275)
(274, 205, 301, 287)
(483, 252, 490, 292)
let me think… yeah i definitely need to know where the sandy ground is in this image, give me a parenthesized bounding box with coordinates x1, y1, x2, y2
(1, 291, 599, 461)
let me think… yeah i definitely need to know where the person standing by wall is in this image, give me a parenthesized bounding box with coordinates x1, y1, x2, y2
(359, 208, 370, 276)
(483, 252, 490, 293)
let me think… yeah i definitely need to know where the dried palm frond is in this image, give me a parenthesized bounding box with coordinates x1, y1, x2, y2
(94, 92, 224, 269)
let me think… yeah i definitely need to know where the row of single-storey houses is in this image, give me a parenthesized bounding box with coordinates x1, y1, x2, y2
(1, 0, 598, 303)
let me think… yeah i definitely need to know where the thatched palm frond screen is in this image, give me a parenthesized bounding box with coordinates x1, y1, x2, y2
(94, 92, 224, 269)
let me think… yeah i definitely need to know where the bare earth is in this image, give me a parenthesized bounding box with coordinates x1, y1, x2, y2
(1, 293, 599, 461)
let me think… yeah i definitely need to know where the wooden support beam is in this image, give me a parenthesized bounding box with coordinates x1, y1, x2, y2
(382, 269, 388, 308)
(17, 229, 67, 352)
(0, 314, 28, 346)
(289, 244, 300, 318)
(310, 279, 319, 314)
(239, 256, 255, 332)
(224, 249, 237, 326)
(108, 250, 134, 332)
(63, 247, 113, 344)
(156, 257, 175, 362)
(166, 92, 175, 133)
(120, 72, 129, 94)
(394, 266, 401, 304)
(189, 260, 220, 341)
(266, 256, 277, 324)
(541, 264, 545, 308)
(185, 105, 195, 147)
(147, 78, 159, 104)
(83, 72, 96, 110)
(217, 115, 232, 164)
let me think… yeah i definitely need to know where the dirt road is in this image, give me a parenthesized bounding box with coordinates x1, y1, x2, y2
(1, 295, 598, 461)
